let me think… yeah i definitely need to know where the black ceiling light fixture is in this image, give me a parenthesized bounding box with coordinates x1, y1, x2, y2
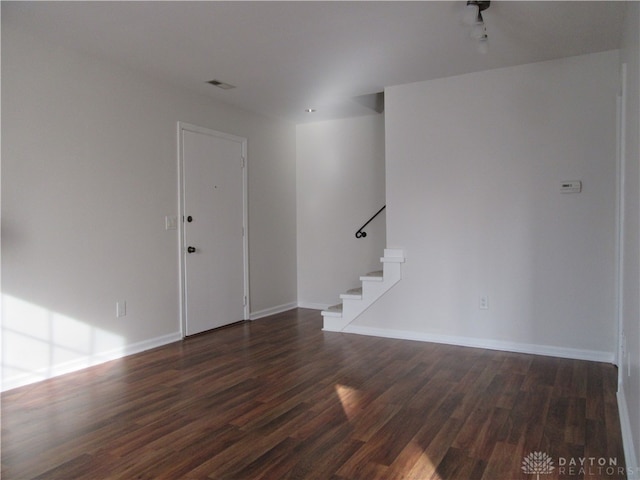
(207, 79, 236, 90)
(462, 1, 490, 54)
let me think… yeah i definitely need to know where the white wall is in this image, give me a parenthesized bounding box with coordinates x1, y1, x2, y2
(620, 1, 640, 473)
(296, 115, 386, 308)
(354, 51, 619, 362)
(1, 26, 297, 390)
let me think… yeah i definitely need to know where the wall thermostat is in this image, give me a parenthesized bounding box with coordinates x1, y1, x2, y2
(561, 181, 582, 193)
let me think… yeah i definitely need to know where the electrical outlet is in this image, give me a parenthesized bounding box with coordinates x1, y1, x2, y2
(116, 300, 127, 318)
(620, 333, 631, 377)
(479, 295, 489, 310)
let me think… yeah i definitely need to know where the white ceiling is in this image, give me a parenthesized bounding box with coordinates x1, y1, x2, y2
(2, 1, 627, 124)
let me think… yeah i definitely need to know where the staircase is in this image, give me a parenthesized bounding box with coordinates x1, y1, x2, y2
(321, 249, 405, 332)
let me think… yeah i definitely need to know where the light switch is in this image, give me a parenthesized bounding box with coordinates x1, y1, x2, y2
(165, 216, 178, 230)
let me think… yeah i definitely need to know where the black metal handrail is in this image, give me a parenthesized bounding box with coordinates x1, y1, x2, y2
(355, 205, 386, 238)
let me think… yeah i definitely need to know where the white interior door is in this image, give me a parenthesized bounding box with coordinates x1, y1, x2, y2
(179, 123, 248, 336)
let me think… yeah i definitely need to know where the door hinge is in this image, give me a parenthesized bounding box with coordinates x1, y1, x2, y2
(243, 296, 247, 306)
(241, 156, 246, 168)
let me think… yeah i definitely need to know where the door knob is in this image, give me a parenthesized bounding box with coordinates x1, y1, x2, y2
(187, 246, 196, 253)
(187, 216, 193, 223)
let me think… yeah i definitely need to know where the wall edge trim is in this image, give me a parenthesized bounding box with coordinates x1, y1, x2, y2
(1, 331, 182, 392)
(249, 302, 298, 320)
(618, 387, 640, 479)
(342, 325, 615, 363)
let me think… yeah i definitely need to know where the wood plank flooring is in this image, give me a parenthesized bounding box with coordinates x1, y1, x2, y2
(1, 308, 627, 479)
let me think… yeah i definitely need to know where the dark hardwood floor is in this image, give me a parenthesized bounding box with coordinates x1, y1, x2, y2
(1, 308, 626, 479)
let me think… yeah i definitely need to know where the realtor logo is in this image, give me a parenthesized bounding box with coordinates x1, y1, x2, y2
(522, 451, 555, 480)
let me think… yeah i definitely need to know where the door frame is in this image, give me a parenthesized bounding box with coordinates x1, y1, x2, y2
(177, 121, 249, 337)
(615, 64, 627, 386)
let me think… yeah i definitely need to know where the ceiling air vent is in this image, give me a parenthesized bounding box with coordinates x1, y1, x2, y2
(207, 79, 236, 90)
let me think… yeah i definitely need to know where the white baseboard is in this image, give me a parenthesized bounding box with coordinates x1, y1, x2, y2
(1, 332, 182, 392)
(296, 301, 331, 311)
(249, 302, 298, 320)
(342, 325, 615, 363)
(618, 387, 640, 479)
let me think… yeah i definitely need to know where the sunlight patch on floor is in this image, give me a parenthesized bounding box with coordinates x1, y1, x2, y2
(396, 440, 442, 480)
(331, 389, 444, 480)
(334, 383, 363, 421)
